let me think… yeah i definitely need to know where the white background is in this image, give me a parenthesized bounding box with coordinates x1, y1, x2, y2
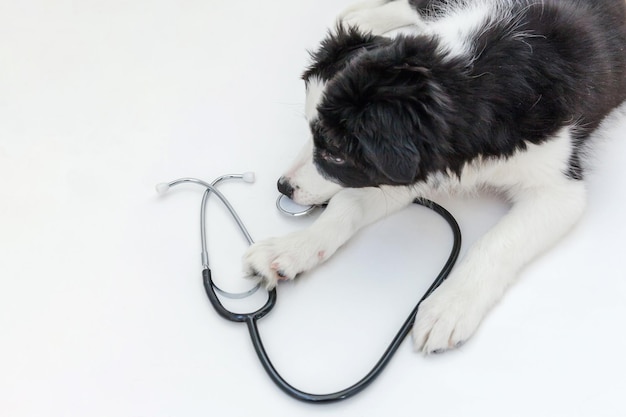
(1, 1, 625, 416)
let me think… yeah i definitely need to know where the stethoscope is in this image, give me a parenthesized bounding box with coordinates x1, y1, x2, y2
(156, 173, 462, 404)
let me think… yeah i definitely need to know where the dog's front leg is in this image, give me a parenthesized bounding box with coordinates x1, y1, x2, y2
(413, 180, 587, 354)
(243, 186, 415, 288)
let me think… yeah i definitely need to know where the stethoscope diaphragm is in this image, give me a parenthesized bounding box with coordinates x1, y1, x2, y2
(276, 194, 317, 216)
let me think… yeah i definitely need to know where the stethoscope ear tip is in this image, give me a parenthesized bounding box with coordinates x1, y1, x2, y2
(155, 183, 170, 195)
(242, 172, 256, 183)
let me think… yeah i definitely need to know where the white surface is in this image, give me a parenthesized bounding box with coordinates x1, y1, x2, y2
(1, 1, 625, 416)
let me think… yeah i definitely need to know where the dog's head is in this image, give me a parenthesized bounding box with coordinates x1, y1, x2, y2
(279, 27, 455, 205)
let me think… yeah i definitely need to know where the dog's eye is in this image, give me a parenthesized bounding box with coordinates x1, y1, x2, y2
(329, 155, 345, 164)
(319, 149, 345, 165)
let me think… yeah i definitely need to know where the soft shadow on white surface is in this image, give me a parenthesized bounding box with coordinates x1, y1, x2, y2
(1, 1, 625, 416)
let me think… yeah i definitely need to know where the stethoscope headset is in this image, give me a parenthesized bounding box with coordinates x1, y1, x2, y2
(156, 172, 461, 404)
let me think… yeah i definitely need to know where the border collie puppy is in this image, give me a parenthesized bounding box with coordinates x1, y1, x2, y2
(244, 0, 626, 354)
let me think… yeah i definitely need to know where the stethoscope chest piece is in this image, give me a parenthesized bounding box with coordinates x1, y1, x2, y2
(276, 194, 317, 216)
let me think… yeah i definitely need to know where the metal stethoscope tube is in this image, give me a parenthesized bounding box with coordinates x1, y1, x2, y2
(157, 174, 461, 404)
(158, 174, 260, 299)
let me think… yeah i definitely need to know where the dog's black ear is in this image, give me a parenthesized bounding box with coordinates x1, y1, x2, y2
(355, 103, 421, 184)
(361, 139, 421, 184)
(303, 25, 387, 82)
(316, 36, 454, 184)
(391, 63, 431, 75)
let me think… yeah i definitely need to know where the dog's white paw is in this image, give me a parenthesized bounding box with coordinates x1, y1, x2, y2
(338, 0, 388, 20)
(340, 8, 389, 35)
(243, 231, 330, 289)
(338, 0, 424, 36)
(412, 273, 497, 354)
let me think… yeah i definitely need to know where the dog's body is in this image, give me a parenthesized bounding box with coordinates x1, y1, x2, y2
(244, 0, 626, 354)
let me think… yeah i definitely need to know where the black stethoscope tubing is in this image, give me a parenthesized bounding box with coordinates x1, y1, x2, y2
(202, 197, 461, 404)
(157, 176, 461, 403)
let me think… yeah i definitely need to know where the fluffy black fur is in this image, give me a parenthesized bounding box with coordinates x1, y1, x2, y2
(304, 0, 626, 187)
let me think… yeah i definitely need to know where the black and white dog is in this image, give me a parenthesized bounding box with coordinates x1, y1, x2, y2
(244, 0, 626, 354)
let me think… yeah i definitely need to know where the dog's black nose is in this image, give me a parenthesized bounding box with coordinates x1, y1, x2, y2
(277, 177, 294, 198)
